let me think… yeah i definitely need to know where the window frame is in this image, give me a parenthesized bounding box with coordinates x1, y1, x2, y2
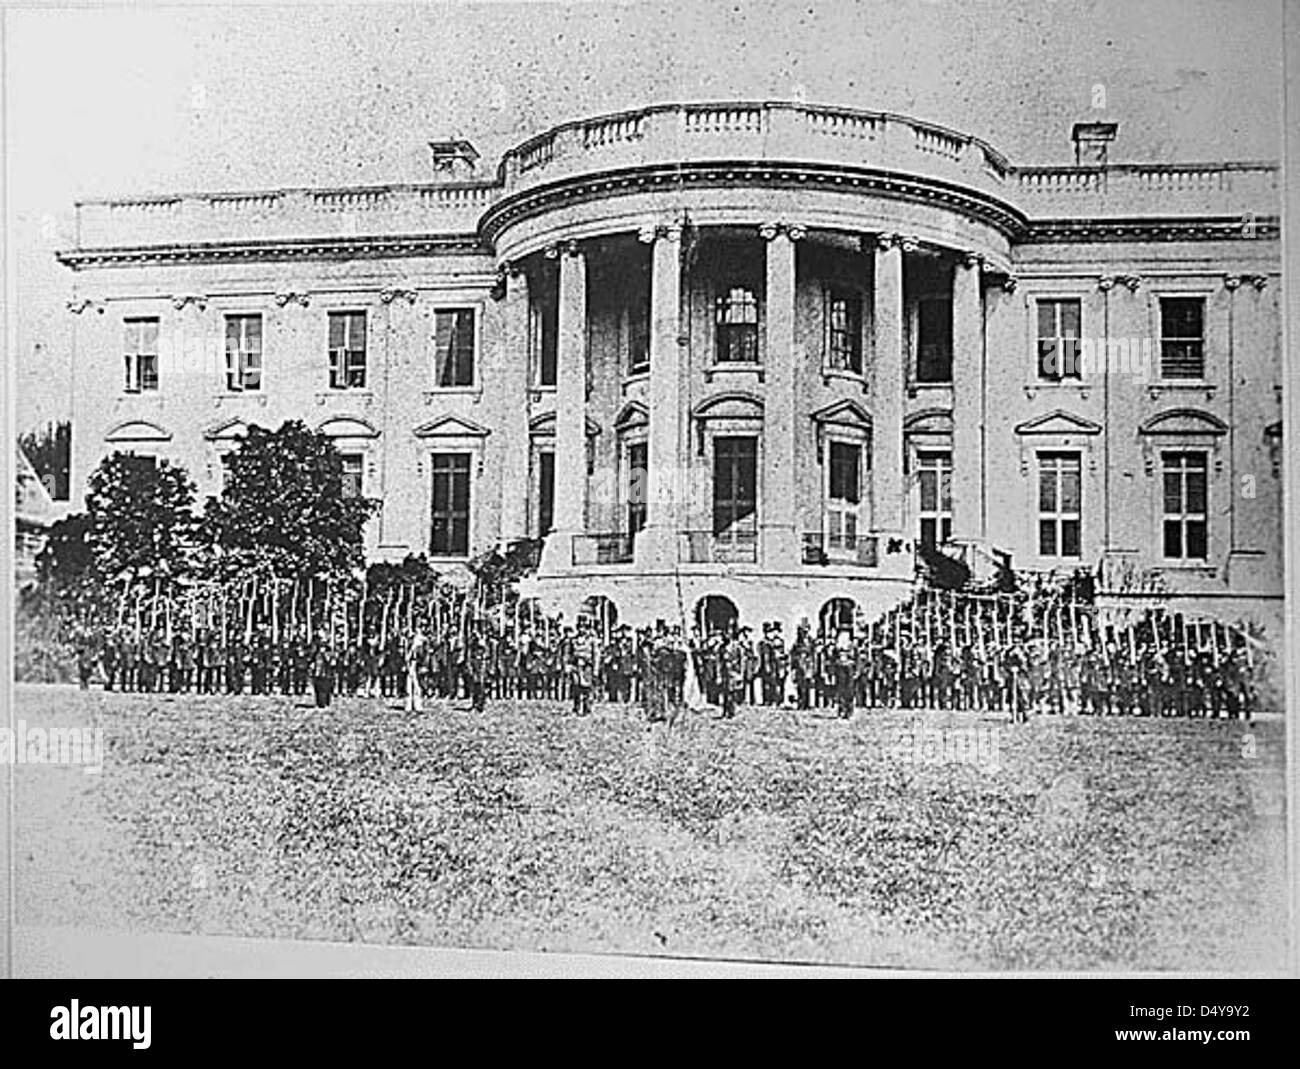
(430, 306, 479, 390)
(1036, 451, 1083, 559)
(429, 451, 472, 559)
(714, 285, 762, 366)
(825, 286, 864, 376)
(327, 310, 368, 391)
(123, 317, 160, 394)
(1157, 295, 1207, 382)
(1160, 450, 1209, 561)
(1035, 298, 1083, 382)
(223, 313, 264, 393)
(914, 295, 953, 384)
(915, 449, 953, 547)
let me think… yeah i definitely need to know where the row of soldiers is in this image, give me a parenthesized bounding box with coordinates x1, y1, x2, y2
(69, 604, 1261, 723)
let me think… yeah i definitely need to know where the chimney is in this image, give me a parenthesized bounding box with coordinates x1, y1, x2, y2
(428, 140, 480, 179)
(1071, 122, 1118, 166)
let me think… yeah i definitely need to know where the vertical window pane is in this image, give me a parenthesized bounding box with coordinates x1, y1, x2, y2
(1061, 519, 1080, 557)
(1186, 521, 1207, 560)
(1039, 519, 1056, 557)
(1163, 520, 1182, 559)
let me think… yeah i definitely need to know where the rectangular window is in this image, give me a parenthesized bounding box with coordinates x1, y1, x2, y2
(537, 451, 555, 538)
(328, 311, 367, 389)
(827, 289, 863, 374)
(123, 318, 160, 393)
(1162, 451, 1208, 560)
(916, 450, 953, 547)
(1037, 452, 1082, 558)
(535, 289, 558, 387)
(1160, 297, 1205, 380)
(827, 441, 862, 548)
(433, 308, 476, 388)
(224, 314, 263, 392)
(715, 286, 760, 364)
(627, 441, 648, 534)
(628, 298, 650, 376)
(916, 297, 952, 383)
(712, 437, 758, 536)
(1036, 299, 1082, 381)
(430, 453, 471, 557)
(340, 453, 363, 500)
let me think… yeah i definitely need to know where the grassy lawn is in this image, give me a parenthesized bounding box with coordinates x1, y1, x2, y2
(12, 684, 1288, 971)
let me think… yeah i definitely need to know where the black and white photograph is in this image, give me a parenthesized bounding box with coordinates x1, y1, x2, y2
(3, 0, 1295, 986)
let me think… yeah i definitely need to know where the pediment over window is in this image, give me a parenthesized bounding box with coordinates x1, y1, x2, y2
(106, 419, 172, 444)
(902, 407, 953, 436)
(318, 416, 380, 439)
(1014, 409, 1102, 437)
(1138, 408, 1227, 437)
(613, 401, 649, 434)
(528, 412, 602, 438)
(414, 414, 491, 439)
(203, 417, 251, 442)
(692, 391, 764, 422)
(811, 399, 872, 432)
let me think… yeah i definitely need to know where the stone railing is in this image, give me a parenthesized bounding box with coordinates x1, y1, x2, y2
(1013, 162, 1279, 217)
(76, 180, 497, 248)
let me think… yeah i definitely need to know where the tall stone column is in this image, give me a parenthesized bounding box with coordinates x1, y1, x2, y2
(871, 233, 905, 534)
(540, 241, 587, 573)
(497, 262, 530, 546)
(760, 221, 803, 569)
(951, 251, 984, 540)
(636, 221, 684, 570)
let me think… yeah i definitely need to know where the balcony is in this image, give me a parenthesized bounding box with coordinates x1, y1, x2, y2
(802, 532, 879, 568)
(682, 528, 759, 565)
(572, 532, 635, 566)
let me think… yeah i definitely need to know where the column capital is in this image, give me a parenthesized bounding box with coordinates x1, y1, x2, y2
(1223, 273, 1243, 291)
(171, 294, 208, 312)
(378, 287, 418, 305)
(897, 235, 919, 254)
(1100, 273, 1141, 292)
(759, 221, 805, 242)
(66, 297, 105, 315)
(273, 291, 311, 308)
(960, 250, 983, 270)
(1246, 273, 1269, 290)
(1001, 275, 1019, 293)
(869, 231, 898, 252)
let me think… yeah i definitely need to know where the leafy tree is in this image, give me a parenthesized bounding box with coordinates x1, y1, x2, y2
(85, 452, 198, 582)
(203, 419, 378, 580)
(36, 512, 94, 587)
(19, 421, 72, 501)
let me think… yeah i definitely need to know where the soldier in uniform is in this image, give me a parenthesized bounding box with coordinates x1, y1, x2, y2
(75, 629, 96, 690)
(100, 630, 120, 691)
(720, 627, 746, 720)
(464, 628, 489, 712)
(790, 621, 814, 710)
(833, 627, 855, 720)
(568, 617, 599, 717)
(310, 638, 335, 708)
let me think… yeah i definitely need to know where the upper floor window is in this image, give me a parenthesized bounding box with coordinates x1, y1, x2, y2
(1038, 452, 1081, 558)
(123, 318, 159, 393)
(1162, 451, 1208, 560)
(628, 299, 650, 376)
(224, 314, 263, 392)
(534, 288, 558, 387)
(328, 311, 367, 390)
(1036, 298, 1082, 381)
(715, 286, 759, 364)
(826, 289, 863, 374)
(915, 296, 952, 383)
(432, 308, 476, 388)
(1159, 297, 1205, 380)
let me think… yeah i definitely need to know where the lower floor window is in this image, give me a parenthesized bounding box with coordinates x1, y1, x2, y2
(916, 450, 952, 547)
(1037, 452, 1081, 558)
(1162, 451, 1208, 560)
(340, 453, 364, 500)
(431, 453, 471, 557)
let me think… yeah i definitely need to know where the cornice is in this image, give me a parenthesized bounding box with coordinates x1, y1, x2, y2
(56, 232, 489, 270)
(478, 160, 1031, 245)
(1023, 216, 1280, 244)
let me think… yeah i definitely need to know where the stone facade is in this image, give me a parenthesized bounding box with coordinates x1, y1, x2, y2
(58, 102, 1282, 633)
